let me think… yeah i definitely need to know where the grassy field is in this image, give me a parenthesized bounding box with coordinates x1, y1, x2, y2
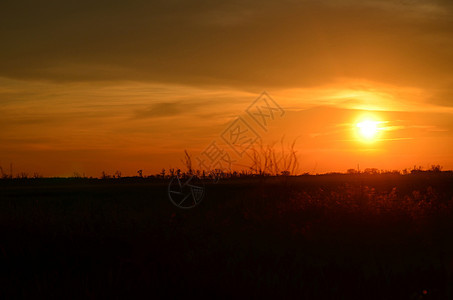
(1, 173, 453, 299)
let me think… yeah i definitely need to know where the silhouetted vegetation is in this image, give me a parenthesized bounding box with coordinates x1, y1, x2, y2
(1, 171, 453, 298)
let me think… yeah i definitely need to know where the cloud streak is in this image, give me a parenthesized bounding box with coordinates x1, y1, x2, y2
(1, 0, 452, 95)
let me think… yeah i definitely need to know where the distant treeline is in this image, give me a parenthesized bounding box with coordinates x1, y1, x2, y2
(0, 164, 450, 180)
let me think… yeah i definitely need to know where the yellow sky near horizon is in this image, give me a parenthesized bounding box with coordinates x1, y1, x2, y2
(1, 0, 453, 177)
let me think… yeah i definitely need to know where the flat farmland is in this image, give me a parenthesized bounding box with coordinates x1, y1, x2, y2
(1, 173, 453, 299)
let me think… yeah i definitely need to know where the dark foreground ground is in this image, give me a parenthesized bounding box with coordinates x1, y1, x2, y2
(1, 173, 453, 299)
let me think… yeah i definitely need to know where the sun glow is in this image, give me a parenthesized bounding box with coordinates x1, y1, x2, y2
(356, 117, 381, 142)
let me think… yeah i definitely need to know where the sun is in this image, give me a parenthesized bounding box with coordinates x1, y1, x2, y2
(356, 118, 381, 141)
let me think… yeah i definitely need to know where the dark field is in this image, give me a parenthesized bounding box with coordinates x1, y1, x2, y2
(1, 173, 453, 299)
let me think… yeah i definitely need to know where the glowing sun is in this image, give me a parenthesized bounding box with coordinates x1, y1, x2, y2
(356, 119, 380, 141)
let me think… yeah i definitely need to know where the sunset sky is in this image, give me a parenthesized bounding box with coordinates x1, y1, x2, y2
(1, 0, 452, 177)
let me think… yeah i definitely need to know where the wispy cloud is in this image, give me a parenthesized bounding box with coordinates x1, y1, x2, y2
(134, 101, 190, 119)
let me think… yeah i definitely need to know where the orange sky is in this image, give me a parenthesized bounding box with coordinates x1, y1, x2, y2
(1, 1, 452, 177)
